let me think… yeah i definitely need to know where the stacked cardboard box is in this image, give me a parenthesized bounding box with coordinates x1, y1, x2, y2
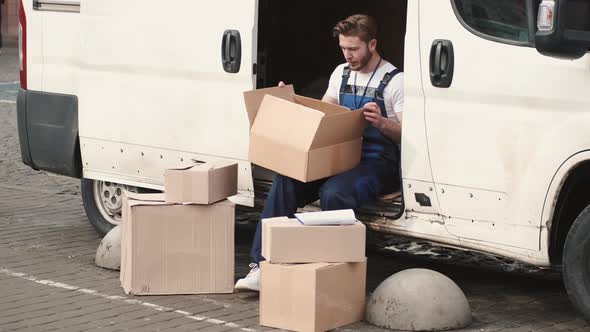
(120, 161, 238, 295)
(243, 87, 368, 330)
(259, 215, 367, 332)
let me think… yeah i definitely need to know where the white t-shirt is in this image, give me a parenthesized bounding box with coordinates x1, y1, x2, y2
(325, 61, 404, 122)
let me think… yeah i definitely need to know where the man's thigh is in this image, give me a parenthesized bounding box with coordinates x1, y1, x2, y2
(319, 161, 394, 207)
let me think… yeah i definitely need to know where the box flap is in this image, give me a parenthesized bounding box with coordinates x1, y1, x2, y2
(243, 85, 295, 128)
(292, 262, 334, 271)
(125, 192, 169, 207)
(169, 160, 236, 172)
(168, 163, 214, 172)
(310, 109, 366, 149)
(293, 95, 351, 116)
(251, 95, 324, 150)
(180, 199, 236, 207)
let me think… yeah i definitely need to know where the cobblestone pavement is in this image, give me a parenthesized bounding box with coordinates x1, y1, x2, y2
(1, 45, 589, 332)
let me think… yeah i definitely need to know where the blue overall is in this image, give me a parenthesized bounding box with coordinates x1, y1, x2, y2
(249, 66, 402, 264)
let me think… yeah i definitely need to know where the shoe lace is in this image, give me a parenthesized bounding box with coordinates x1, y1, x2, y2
(248, 263, 259, 274)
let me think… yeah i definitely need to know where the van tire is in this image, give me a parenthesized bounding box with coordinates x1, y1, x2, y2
(562, 204, 590, 321)
(81, 178, 129, 236)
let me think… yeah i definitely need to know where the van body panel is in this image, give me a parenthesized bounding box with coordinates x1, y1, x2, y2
(419, 0, 590, 250)
(76, 0, 258, 205)
(22, 1, 43, 91)
(41, 12, 80, 95)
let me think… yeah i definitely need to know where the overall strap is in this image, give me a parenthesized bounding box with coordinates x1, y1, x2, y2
(376, 68, 401, 96)
(338, 66, 352, 103)
(374, 69, 401, 117)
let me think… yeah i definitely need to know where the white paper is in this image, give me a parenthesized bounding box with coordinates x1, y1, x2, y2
(294, 209, 357, 226)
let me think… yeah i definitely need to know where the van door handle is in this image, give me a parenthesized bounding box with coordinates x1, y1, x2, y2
(429, 40, 454, 88)
(222, 30, 242, 73)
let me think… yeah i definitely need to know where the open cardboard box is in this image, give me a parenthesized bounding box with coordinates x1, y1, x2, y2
(244, 85, 366, 182)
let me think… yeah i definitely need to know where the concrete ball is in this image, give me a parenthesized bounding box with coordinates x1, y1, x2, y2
(95, 225, 121, 271)
(366, 268, 472, 331)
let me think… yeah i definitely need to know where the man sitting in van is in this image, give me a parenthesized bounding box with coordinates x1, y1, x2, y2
(236, 14, 404, 291)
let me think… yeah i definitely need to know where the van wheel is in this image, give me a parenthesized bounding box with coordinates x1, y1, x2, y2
(81, 179, 137, 236)
(562, 204, 590, 321)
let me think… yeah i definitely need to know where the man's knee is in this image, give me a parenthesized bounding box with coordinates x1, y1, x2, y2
(319, 186, 356, 210)
(269, 173, 295, 194)
(272, 173, 296, 187)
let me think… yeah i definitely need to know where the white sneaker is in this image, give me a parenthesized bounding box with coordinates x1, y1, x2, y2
(235, 263, 260, 292)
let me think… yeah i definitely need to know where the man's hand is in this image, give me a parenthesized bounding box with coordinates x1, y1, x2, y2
(363, 102, 387, 130)
(278, 81, 286, 87)
(363, 102, 402, 143)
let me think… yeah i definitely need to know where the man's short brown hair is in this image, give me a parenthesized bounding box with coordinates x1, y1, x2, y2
(333, 14, 378, 43)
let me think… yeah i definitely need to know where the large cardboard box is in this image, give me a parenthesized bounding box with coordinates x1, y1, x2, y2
(244, 85, 366, 182)
(164, 160, 238, 204)
(120, 193, 234, 295)
(260, 260, 367, 332)
(262, 217, 366, 263)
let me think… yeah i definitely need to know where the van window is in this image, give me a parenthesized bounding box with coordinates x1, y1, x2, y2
(452, 0, 531, 45)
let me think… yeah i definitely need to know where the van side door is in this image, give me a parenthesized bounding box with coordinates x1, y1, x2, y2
(420, 0, 590, 250)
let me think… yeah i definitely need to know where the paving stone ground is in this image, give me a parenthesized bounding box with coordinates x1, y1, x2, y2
(1, 45, 589, 332)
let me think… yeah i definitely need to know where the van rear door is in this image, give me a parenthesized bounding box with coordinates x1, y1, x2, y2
(77, 0, 258, 205)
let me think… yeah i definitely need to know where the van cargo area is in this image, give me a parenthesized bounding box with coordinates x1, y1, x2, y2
(250, 0, 407, 218)
(256, 0, 407, 98)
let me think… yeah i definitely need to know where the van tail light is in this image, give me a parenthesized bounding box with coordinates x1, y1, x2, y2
(19, 0, 27, 89)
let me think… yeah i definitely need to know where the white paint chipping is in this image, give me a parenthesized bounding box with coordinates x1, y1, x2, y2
(0, 268, 258, 331)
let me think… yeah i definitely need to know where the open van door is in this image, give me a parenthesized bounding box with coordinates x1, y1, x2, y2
(77, 0, 258, 206)
(419, 0, 590, 250)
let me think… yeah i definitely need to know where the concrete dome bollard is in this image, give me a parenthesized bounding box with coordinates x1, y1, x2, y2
(366, 268, 472, 331)
(95, 225, 121, 271)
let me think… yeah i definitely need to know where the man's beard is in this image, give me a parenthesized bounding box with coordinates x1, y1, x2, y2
(352, 48, 373, 71)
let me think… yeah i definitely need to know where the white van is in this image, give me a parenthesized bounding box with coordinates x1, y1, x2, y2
(16, 0, 590, 319)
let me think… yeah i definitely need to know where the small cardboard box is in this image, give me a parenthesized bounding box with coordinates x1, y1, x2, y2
(164, 161, 238, 204)
(244, 85, 366, 182)
(260, 260, 367, 332)
(262, 217, 366, 263)
(120, 192, 234, 295)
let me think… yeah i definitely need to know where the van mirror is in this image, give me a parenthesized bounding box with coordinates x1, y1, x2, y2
(535, 0, 590, 59)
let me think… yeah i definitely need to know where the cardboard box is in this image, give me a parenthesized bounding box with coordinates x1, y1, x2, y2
(164, 161, 238, 204)
(262, 217, 366, 263)
(244, 85, 366, 182)
(120, 192, 234, 295)
(260, 260, 367, 332)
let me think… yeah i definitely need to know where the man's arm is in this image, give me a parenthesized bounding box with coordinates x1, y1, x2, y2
(363, 102, 402, 144)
